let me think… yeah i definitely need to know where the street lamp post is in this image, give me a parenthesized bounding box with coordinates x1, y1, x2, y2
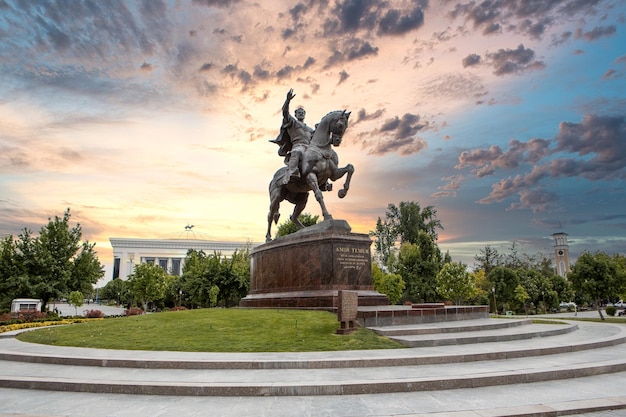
(492, 287, 498, 315)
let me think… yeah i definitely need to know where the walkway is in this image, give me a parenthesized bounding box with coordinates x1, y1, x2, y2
(0, 312, 625, 416)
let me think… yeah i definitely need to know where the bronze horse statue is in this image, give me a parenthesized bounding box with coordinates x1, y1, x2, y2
(266, 109, 353, 241)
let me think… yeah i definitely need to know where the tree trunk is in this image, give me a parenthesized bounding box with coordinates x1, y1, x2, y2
(596, 299, 604, 320)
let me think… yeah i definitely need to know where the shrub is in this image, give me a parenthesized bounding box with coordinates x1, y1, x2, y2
(0, 312, 12, 324)
(606, 305, 617, 316)
(85, 309, 105, 318)
(46, 311, 60, 320)
(12, 311, 48, 323)
(168, 306, 188, 312)
(124, 307, 144, 316)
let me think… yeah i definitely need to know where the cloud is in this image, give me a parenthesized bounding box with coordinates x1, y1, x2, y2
(432, 174, 465, 199)
(377, 7, 425, 35)
(485, 44, 545, 76)
(456, 138, 552, 176)
(460, 114, 626, 212)
(462, 53, 481, 68)
(324, 0, 426, 36)
(140, 62, 155, 72)
(361, 113, 430, 156)
(507, 188, 560, 213)
(192, 0, 241, 7)
(338, 70, 350, 84)
(575, 25, 617, 41)
(447, 0, 603, 40)
(325, 39, 379, 67)
(356, 108, 385, 123)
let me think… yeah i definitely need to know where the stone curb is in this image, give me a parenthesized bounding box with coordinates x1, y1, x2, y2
(1, 357, 625, 397)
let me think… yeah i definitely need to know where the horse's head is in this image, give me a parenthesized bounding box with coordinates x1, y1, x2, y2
(327, 110, 351, 147)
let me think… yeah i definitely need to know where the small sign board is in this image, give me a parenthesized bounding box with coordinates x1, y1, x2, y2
(337, 290, 358, 335)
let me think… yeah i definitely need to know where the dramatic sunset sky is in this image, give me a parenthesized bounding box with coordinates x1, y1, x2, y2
(1, 0, 625, 283)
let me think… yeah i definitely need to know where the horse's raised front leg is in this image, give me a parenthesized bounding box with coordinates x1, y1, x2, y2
(331, 163, 354, 199)
(305, 173, 332, 221)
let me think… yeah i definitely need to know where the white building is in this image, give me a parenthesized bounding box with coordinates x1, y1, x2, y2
(109, 237, 258, 280)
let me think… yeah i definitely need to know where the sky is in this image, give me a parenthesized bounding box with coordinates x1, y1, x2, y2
(1, 0, 625, 284)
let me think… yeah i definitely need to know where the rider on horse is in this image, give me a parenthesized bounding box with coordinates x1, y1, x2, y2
(270, 89, 315, 186)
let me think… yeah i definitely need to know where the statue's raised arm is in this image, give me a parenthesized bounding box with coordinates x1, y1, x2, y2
(283, 88, 296, 121)
(270, 89, 314, 185)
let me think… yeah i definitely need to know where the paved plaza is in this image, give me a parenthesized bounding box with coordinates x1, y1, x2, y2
(1, 311, 625, 417)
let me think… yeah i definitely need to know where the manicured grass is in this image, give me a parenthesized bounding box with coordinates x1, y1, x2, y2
(17, 308, 405, 352)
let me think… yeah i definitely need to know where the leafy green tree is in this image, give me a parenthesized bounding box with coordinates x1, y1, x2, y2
(514, 285, 530, 315)
(181, 250, 222, 308)
(219, 248, 251, 307)
(517, 270, 548, 314)
(487, 267, 520, 314)
(99, 278, 126, 305)
(180, 248, 250, 308)
(468, 269, 490, 306)
(162, 275, 182, 308)
(549, 273, 574, 304)
(128, 262, 167, 311)
(370, 217, 397, 268)
(69, 241, 104, 295)
(208, 285, 220, 307)
(276, 213, 319, 237)
(473, 245, 503, 274)
(370, 201, 444, 270)
(0, 236, 24, 310)
(371, 263, 405, 305)
(568, 251, 626, 320)
(436, 261, 475, 305)
(68, 290, 84, 316)
(387, 201, 443, 243)
(396, 234, 442, 303)
(0, 209, 104, 311)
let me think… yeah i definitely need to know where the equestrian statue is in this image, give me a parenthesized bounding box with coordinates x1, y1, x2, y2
(266, 89, 353, 241)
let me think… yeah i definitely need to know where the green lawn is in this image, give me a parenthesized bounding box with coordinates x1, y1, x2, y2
(17, 308, 405, 352)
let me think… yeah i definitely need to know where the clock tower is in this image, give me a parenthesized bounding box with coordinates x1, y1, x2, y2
(552, 232, 571, 278)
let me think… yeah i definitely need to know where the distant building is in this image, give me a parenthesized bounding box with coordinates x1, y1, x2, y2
(109, 237, 258, 280)
(552, 232, 571, 278)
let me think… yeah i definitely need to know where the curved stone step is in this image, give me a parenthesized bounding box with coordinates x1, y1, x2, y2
(0, 321, 625, 397)
(387, 322, 579, 347)
(0, 320, 623, 370)
(369, 317, 532, 336)
(1, 346, 625, 396)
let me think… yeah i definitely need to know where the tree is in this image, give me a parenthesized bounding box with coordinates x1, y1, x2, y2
(568, 251, 626, 320)
(487, 267, 519, 314)
(386, 201, 443, 244)
(370, 217, 397, 268)
(396, 234, 442, 303)
(220, 248, 251, 306)
(68, 290, 84, 316)
(436, 261, 475, 305)
(276, 213, 319, 237)
(0, 236, 24, 310)
(0, 209, 104, 311)
(514, 285, 530, 315)
(128, 262, 167, 311)
(473, 245, 503, 274)
(69, 241, 105, 295)
(371, 263, 405, 304)
(370, 201, 444, 270)
(180, 249, 251, 308)
(100, 278, 126, 305)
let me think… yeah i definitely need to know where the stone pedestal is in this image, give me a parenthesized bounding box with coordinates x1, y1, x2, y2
(239, 220, 389, 310)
